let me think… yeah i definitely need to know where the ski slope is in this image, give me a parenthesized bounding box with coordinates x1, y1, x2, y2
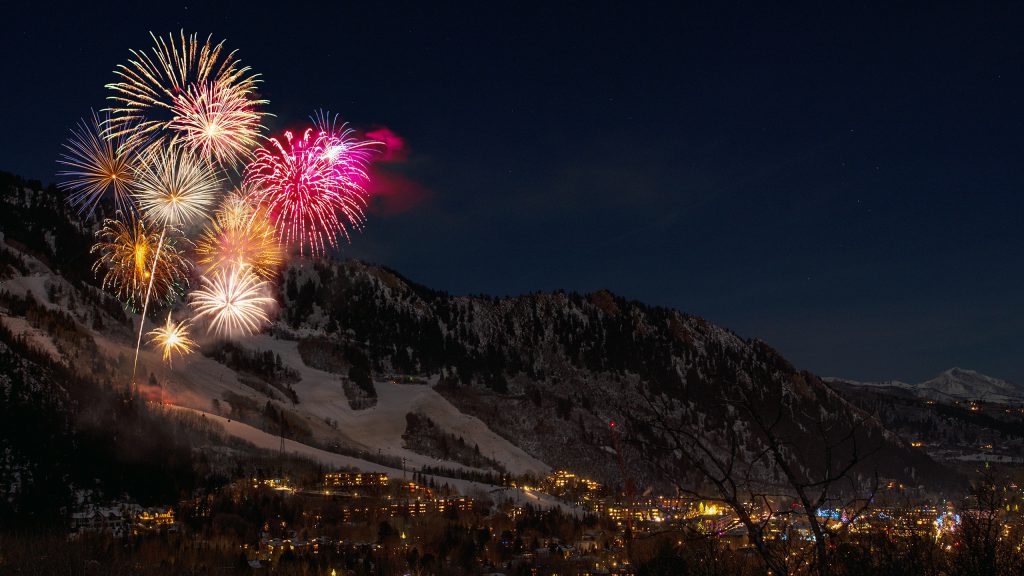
(91, 328, 551, 477)
(0, 243, 551, 479)
(167, 405, 567, 510)
(241, 334, 550, 476)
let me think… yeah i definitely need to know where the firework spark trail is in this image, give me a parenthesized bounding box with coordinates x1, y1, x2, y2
(244, 125, 378, 256)
(105, 31, 263, 155)
(129, 142, 219, 389)
(131, 226, 168, 385)
(59, 110, 137, 215)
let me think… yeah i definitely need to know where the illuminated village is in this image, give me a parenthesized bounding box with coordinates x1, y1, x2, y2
(49, 464, 1024, 575)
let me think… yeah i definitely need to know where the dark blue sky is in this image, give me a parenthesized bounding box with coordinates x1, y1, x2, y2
(2, 2, 1023, 383)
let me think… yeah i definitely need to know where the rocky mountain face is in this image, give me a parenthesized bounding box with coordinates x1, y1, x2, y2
(279, 258, 951, 490)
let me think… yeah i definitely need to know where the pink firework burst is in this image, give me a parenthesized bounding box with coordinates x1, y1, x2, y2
(312, 110, 377, 168)
(244, 126, 375, 256)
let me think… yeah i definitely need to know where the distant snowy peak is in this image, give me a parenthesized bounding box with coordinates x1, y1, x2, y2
(918, 368, 1024, 403)
(833, 368, 1024, 404)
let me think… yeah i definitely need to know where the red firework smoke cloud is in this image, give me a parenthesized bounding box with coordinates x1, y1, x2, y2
(366, 126, 407, 162)
(365, 125, 431, 215)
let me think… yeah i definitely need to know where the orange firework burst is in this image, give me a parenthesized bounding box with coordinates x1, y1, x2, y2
(105, 31, 265, 157)
(147, 312, 196, 364)
(217, 192, 254, 230)
(59, 110, 138, 215)
(195, 192, 282, 280)
(133, 143, 222, 227)
(169, 80, 266, 167)
(91, 213, 190, 307)
(190, 264, 274, 337)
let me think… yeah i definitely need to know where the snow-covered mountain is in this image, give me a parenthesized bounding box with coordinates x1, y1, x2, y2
(829, 368, 1024, 404)
(0, 172, 953, 496)
(920, 368, 1024, 403)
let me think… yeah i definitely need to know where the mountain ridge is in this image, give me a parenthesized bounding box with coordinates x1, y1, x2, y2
(0, 172, 956, 495)
(275, 256, 952, 489)
(827, 367, 1024, 405)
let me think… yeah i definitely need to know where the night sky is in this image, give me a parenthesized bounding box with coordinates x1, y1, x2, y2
(2, 2, 1023, 384)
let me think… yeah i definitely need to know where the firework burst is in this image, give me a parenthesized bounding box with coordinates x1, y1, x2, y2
(147, 312, 196, 364)
(216, 192, 255, 230)
(190, 264, 274, 337)
(311, 109, 379, 167)
(244, 126, 374, 256)
(169, 80, 266, 167)
(195, 192, 282, 280)
(91, 213, 190, 307)
(134, 143, 221, 227)
(58, 110, 138, 215)
(105, 31, 264, 154)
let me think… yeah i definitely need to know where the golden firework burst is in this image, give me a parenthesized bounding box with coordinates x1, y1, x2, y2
(168, 79, 266, 167)
(147, 312, 196, 364)
(195, 192, 282, 280)
(91, 213, 190, 307)
(105, 30, 265, 160)
(58, 110, 138, 215)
